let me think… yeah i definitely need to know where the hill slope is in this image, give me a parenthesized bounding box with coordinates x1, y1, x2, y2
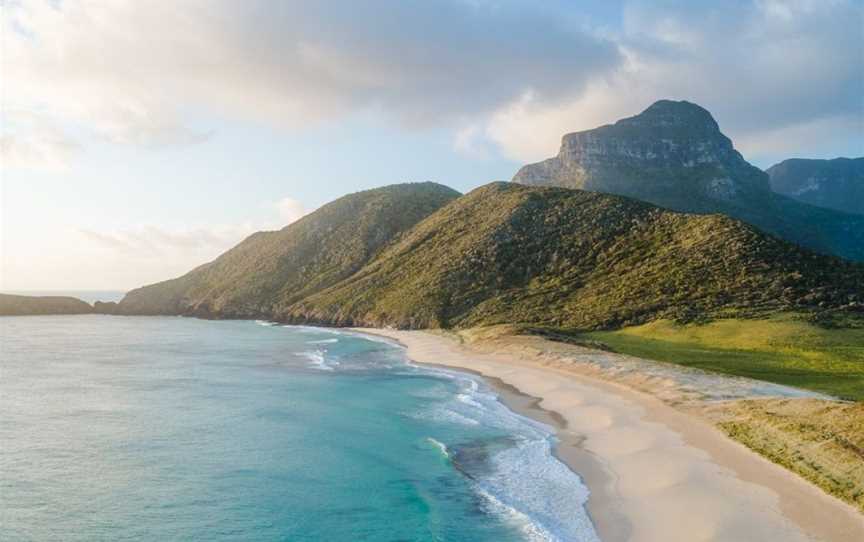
(767, 157, 864, 215)
(117, 182, 460, 317)
(513, 100, 864, 261)
(0, 294, 93, 316)
(281, 183, 864, 329)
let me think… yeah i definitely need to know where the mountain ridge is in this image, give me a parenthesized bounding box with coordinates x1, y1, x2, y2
(279, 182, 863, 330)
(116, 182, 461, 317)
(513, 100, 864, 261)
(767, 157, 864, 216)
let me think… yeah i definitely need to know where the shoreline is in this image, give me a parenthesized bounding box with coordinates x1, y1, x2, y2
(355, 328, 864, 542)
(421, 360, 629, 542)
(482, 371, 631, 542)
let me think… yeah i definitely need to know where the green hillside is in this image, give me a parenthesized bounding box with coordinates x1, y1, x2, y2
(117, 182, 460, 317)
(281, 182, 864, 329)
(513, 100, 864, 261)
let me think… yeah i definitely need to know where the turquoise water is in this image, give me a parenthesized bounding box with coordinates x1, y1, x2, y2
(0, 316, 598, 541)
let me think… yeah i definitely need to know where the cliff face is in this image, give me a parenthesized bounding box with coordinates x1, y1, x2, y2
(513, 100, 864, 262)
(768, 158, 864, 216)
(514, 100, 770, 211)
(0, 294, 93, 316)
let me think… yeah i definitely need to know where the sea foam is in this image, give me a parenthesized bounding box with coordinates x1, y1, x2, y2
(409, 364, 601, 542)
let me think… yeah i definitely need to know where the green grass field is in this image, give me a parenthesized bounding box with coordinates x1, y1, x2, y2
(579, 314, 864, 401)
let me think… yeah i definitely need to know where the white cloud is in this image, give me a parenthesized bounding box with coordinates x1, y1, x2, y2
(1, 0, 619, 169)
(77, 224, 258, 256)
(480, 0, 863, 163)
(275, 198, 308, 226)
(1, 0, 859, 169)
(69, 195, 314, 287)
(0, 111, 82, 171)
(0, 132, 80, 171)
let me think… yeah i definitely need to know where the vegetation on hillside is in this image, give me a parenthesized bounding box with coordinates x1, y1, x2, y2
(283, 183, 864, 331)
(117, 182, 460, 316)
(513, 100, 864, 261)
(0, 294, 93, 316)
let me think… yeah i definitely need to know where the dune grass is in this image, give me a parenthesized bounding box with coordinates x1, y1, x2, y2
(580, 314, 864, 401)
(716, 398, 864, 512)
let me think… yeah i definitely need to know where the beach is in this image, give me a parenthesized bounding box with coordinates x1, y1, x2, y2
(356, 327, 864, 542)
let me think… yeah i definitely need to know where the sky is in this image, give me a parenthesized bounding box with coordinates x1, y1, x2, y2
(1, 0, 862, 291)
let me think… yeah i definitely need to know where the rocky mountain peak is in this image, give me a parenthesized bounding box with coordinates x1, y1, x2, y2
(513, 99, 769, 210)
(617, 99, 720, 131)
(511, 101, 864, 262)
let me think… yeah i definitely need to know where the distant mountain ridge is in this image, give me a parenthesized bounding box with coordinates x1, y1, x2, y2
(0, 294, 94, 316)
(767, 157, 864, 216)
(513, 100, 864, 261)
(114, 182, 864, 330)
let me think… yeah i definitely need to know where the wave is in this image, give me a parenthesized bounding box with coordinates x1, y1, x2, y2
(415, 367, 600, 542)
(425, 437, 450, 460)
(307, 338, 339, 344)
(282, 325, 344, 335)
(478, 439, 599, 542)
(301, 349, 336, 371)
(475, 487, 556, 542)
(254, 320, 278, 327)
(259, 324, 600, 540)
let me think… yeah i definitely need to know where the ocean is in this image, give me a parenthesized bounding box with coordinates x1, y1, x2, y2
(0, 315, 599, 541)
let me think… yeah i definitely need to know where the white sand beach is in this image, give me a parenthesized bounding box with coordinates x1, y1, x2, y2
(356, 328, 864, 542)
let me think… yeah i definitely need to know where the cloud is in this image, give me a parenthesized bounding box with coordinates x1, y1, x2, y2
(77, 195, 312, 261)
(275, 198, 308, 225)
(0, 132, 80, 171)
(77, 224, 258, 256)
(2, 0, 859, 169)
(482, 0, 864, 163)
(2, 199, 313, 292)
(1, 0, 620, 160)
(0, 112, 81, 171)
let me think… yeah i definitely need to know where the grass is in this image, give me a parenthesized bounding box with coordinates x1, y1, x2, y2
(579, 314, 864, 401)
(716, 399, 864, 512)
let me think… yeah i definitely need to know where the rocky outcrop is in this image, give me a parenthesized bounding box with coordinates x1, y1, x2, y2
(768, 158, 864, 215)
(513, 100, 770, 211)
(0, 294, 93, 316)
(512, 100, 864, 262)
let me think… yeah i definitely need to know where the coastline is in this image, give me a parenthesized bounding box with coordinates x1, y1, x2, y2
(355, 327, 864, 542)
(479, 371, 631, 542)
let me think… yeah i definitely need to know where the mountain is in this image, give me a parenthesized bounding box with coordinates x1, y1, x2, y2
(513, 100, 864, 261)
(116, 183, 460, 317)
(280, 183, 864, 330)
(767, 158, 864, 215)
(0, 294, 93, 316)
